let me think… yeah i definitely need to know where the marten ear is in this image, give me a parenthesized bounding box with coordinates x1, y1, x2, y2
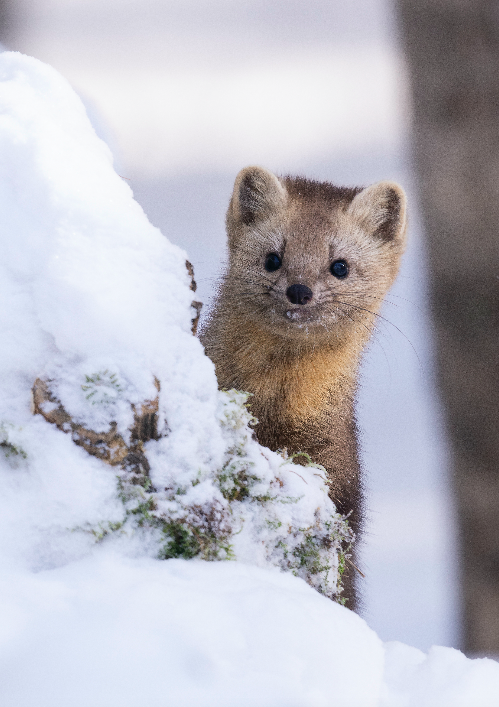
(348, 181, 407, 244)
(229, 166, 287, 227)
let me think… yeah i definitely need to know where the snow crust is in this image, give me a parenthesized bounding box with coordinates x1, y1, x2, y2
(0, 51, 498, 706)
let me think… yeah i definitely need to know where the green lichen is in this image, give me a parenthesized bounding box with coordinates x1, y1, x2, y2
(113, 472, 234, 562)
(158, 518, 234, 562)
(266, 520, 282, 530)
(0, 423, 27, 464)
(216, 462, 261, 502)
(158, 522, 201, 560)
(89, 520, 125, 542)
(81, 370, 123, 405)
(292, 532, 333, 575)
(0, 440, 27, 460)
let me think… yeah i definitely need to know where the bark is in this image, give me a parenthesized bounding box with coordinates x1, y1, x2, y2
(396, 0, 499, 653)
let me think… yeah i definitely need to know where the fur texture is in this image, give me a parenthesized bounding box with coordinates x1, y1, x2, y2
(200, 166, 407, 603)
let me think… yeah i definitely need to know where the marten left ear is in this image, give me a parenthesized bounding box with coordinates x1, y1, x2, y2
(348, 181, 407, 244)
(229, 166, 287, 227)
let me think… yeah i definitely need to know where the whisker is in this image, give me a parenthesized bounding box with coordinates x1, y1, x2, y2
(337, 290, 423, 314)
(333, 299, 422, 370)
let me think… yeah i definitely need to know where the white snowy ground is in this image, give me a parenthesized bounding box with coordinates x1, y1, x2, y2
(0, 52, 498, 706)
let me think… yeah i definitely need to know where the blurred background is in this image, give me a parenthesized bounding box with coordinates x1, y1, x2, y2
(4, 0, 490, 654)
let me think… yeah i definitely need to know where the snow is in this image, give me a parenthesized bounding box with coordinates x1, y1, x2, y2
(0, 48, 350, 593)
(0, 554, 383, 707)
(0, 50, 498, 706)
(1, 555, 498, 707)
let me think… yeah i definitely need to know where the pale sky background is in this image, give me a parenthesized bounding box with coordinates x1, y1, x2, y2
(6, 0, 458, 650)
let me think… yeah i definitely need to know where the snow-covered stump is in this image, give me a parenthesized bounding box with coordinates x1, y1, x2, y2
(0, 51, 498, 707)
(0, 50, 351, 595)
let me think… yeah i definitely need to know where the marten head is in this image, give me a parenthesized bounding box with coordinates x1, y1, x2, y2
(224, 166, 407, 345)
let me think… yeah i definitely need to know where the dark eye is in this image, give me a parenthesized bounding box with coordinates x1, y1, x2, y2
(330, 259, 349, 279)
(265, 253, 282, 272)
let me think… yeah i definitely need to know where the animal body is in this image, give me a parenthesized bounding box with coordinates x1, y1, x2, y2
(201, 166, 407, 603)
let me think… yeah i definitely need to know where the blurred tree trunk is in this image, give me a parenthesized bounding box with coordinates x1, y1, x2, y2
(0, 1, 13, 41)
(396, 0, 499, 654)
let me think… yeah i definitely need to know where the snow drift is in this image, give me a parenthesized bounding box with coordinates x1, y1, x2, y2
(0, 51, 498, 706)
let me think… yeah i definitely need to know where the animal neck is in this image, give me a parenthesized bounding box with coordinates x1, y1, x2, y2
(212, 311, 365, 423)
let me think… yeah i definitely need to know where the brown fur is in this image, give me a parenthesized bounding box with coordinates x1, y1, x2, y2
(200, 166, 407, 604)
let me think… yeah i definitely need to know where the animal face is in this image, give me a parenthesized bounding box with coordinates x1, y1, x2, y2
(224, 166, 407, 344)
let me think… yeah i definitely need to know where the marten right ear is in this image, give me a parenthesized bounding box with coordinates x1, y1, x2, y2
(228, 166, 287, 229)
(348, 181, 407, 246)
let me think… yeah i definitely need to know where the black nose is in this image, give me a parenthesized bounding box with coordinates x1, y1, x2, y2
(286, 284, 313, 305)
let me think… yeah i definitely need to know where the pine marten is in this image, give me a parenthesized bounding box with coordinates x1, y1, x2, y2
(200, 166, 407, 603)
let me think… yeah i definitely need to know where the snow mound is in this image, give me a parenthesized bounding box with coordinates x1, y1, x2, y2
(0, 554, 382, 707)
(0, 50, 350, 599)
(0, 51, 498, 706)
(1, 553, 498, 707)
